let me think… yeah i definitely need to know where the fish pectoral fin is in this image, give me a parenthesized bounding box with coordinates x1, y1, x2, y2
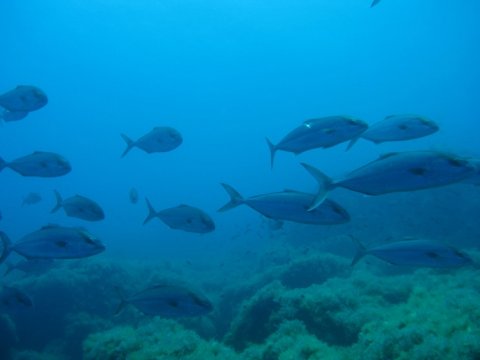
(408, 167, 427, 176)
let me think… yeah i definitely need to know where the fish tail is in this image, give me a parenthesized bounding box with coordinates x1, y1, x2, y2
(300, 162, 333, 211)
(50, 190, 63, 213)
(0, 156, 6, 172)
(266, 138, 276, 169)
(143, 197, 158, 225)
(351, 236, 367, 266)
(0, 231, 12, 264)
(120, 134, 135, 158)
(218, 183, 244, 212)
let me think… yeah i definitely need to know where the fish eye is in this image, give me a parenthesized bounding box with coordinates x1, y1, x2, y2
(447, 157, 466, 168)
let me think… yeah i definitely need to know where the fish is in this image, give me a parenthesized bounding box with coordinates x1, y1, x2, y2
(129, 187, 139, 204)
(4, 259, 55, 276)
(0, 225, 105, 264)
(0, 286, 33, 311)
(0, 108, 29, 122)
(302, 151, 478, 210)
(143, 198, 215, 233)
(0, 151, 71, 177)
(371, 0, 382, 7)
(218, 184, 350, 225)
(22, 192, 42, 206)
(51, 190, 105, 221)
(115, 283, 213, 318)
(348, 115, 439, 149)
(266, 116, 368, 168)
(352, 238, 472, 268)
(121, 127, 182, 157)
(0, 85, 48, 112)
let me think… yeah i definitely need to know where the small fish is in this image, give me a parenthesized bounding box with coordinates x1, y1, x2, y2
(218, 184, 350, 225)
(371, 0, 382, 7)
(352, 238, 472, 268)
(115, 283, 213, 318)
(0, 85, 48, 112)
(349, 115, 439, 149)
(144, 198, 215, 233)
(0, 108, 29, 122)
(4, 259, 55, 276)
(0, 151, 71, 177)
(0, 286, 33, 311)
(266, 116, 368, 168)
(121, 127, 182, 157)
(51, 190, 105, 221)
(302, 151, 477, 210)
(0, 225, 105, 264)
(129, 187, 139, 204)
(22, 192, 42, 206)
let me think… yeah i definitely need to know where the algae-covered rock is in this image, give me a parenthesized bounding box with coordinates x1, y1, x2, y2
(83, 318, 240, 360)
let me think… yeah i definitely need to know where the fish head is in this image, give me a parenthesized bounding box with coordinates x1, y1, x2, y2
(440, 154, 477, 178)
(345, 116, 369, 132)
(79, 230, 106, 255)
(199, 213, 216, 232)
(416, 117, 439, 133)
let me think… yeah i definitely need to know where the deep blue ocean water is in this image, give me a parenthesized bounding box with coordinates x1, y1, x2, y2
(1, 1, 480, 359)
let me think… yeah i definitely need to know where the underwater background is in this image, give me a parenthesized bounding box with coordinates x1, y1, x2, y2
(1, 0, 480, 359)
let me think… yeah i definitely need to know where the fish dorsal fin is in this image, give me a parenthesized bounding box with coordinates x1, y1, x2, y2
(283, 188, 299, 193)
(378, 152, 398, 160)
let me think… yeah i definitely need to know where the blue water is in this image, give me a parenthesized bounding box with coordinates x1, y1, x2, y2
(1, 1, 480, 359)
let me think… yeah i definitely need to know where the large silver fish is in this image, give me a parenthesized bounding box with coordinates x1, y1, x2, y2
(348, 115, 439, 149)
(121, 127, 182, 157)
(302, 151, 478, 210)
(0, 151, 71, 177)
(266, 116, 368, 168)
(0, 225, 105, 264)
(51, 190, 105, 221)
(218, 184, 350, 225)
(352, 238, 472, 268)
(0, 85, 48, 112)
(115, 283, 213, 318)
(143, 198, 215, 233)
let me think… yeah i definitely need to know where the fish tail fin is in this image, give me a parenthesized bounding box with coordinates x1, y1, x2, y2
(113, 286, 128, 316)
(266, 138, 276, 169)
(350, 236, 367, 266)
(50, 190, 63, 213)
(218, 183, 244, 212)
(0, 231, 12, 264)
(300, 162, 333, 211)
(0, 157, 6, 172)
(143, 197, 158, 225)
(120, 134, 135, 158)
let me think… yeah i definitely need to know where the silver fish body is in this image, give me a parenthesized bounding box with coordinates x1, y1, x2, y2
(218, 184, 349, 225)
(0, 225, 105, 263)
(121, 127, 182, 157)
(361, 115, 439, 144)
(302, 151, 477, 210)
(51, 190, 105, 221)
(267, 116, 368, 167)
(352, 239, 472, 268)
(116, 284, 213, 318)
(0, 85, 48, 112)
(144, 199, 215, 233)
(0, 151, 71, 177)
